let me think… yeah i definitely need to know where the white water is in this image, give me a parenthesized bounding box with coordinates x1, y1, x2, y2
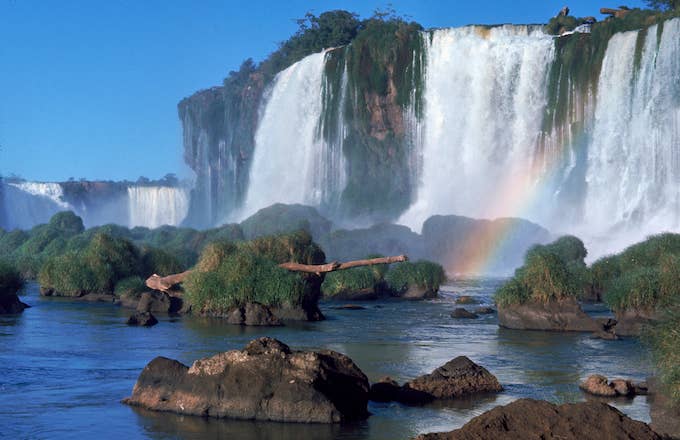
(399, 26, 556, 230)
(1, 182, 72, 230)
(583, 19, 680, 255)
(127, 186, 190, 229)
(240, 50, 345, 219)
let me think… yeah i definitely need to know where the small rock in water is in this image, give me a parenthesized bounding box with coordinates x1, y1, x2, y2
(455, 296, 478, 305)
(474, 307, 495, 314)
(580, 374, 646, 398)
(127, 311, 158, 327)
(451, 308, 478, 319)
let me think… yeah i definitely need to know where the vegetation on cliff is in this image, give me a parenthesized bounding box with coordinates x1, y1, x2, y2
(184, 232, 325, 315)
(645, 305, 680, 404)
(495, 236, 588, 307)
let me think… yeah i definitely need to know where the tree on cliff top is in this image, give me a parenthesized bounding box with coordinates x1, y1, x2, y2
(645, 0, 680, 10)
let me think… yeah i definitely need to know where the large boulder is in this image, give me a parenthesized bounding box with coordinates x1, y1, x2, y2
(396, 285, 438, 300)
(370, 356, 502, 405)
(0, 292, 29, 314)
(498, 297, 600, 332)
(225, 302, 282, 326)
(123, 337, 370, 423)
(451, 308, 478, 319)
(613, 309, 657, 336)
(136, 291, 183, 314)
(414, 398, 663, 440)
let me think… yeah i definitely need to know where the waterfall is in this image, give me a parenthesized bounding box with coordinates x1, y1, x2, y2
(1, 181, 72, 230)
(584, 19, 680, 252)
(399, 25, 556, 230)
(240, 50, 344, 219)
(127, 186, 190, 228)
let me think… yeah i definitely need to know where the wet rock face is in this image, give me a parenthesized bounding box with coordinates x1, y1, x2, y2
(414, 398, 663, 440)
(123, 337, 370, 423)
(136, 291, 182, 314)
(225, 302, 282, 326)
(498, 297, 600, 332)
(450, 308, 478, 319)
(369, 357, 502, 405)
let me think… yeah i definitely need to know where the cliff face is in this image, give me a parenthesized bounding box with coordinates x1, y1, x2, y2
(179, 71, 265, 227)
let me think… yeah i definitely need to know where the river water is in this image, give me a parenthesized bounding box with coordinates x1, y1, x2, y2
(0, 280, 651, 439)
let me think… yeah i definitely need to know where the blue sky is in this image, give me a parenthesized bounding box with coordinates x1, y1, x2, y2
(0, 0, 647, 182)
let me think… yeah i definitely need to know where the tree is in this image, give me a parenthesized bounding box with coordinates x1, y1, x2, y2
(645, 0, 680, 10)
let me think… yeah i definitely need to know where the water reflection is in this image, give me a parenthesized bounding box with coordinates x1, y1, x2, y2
(0, 280, 652, 439)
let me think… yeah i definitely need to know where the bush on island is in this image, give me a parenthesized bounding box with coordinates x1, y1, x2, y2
(384, 260, 446, 295)
(645, 302, 680, 405)
(184, 231, 326, 316)
(495, 235, 587, 307)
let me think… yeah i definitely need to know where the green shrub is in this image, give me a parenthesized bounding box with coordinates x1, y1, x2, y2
(322, 266, 376, 297)
(385, 260, 445, 293)
(184, 250, 306, 314)
(114, 276, 147, 299)
(604, 267, 661, 312)
(495, 236, 587, 306)
(644, 303, 680, 404)
(0, 260, 23, 296)
(140, 247, 185, 276)
(38, 252, 97, 296)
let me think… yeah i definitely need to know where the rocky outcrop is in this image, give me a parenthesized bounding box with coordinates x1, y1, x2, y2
(474, 307, 495, 315)
(370, 356, 502, 405)
(123, 337, 370, 423)
(136, 291, 183, 314)
(450, 308, 478, 319)
(325, 287, 379, 301)
(455, 296, 478, 305)
(225, 302, 282, 326)
(394, 285, 438, 300)
(498, 297, 600, 332)
(579, 374, 647, 397)
(127, 311, 158, 327)
(0, 292, 29, 314)
(414, 398, 663, 440)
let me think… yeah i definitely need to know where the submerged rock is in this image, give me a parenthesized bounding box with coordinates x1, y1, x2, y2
(414, 398, 663, 440)
(332, 304, 367, 310)
(498, 297, 600, 332)
(450, 308, 478, 319)
(123, 337, 370, 423)
(370, 356, 502, 405)
(395, 285, 438, 300)
(455, 296, 478, 305)
(474, 307, 495, 314)
(127, 311, 158, 327)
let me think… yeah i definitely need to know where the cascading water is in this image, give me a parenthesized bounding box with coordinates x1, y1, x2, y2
(1, 181, 72, 230)
(584, 19, 680, 253)
(127, 186, 190, 229)
(399, 25, 557, 230)
(240, 50, 347, 219)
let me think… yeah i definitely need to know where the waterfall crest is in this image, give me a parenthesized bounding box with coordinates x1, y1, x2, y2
(127, 186, 190, 229)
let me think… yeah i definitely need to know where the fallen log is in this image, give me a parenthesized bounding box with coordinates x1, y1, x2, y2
(145, 271, 192, 292)
(145, 255, 409, 291)
(279, 255, 409, 274)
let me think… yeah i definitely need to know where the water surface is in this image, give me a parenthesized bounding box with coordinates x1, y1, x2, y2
(0, 280, 651, 439)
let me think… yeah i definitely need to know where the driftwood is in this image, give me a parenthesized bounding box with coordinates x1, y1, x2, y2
(144, 255, 409, 292)
(278, 255, 409, 274)
(600, 7, 630, 18)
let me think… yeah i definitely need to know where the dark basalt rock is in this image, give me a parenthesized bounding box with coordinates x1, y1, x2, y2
(369, 357, 502, 405)
(394, 285, 438, 300)
(127, 311, 158, 327)
(474, 307, 495, 315)
(498, 297, 600, 332)
(225, 302, 282, 326)
(450, 308, 478, 319)
(123, 337, 370, 423)
(136, 291, 183, 314)
(414, 398, 663, 440)
(0, 293, 29, 314)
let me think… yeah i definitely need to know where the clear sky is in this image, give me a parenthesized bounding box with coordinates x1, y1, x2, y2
(0, 0, 647, 182)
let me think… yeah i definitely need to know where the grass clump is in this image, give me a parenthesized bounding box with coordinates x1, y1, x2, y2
(384, 260, 445, 294)
(645, 304, 680, 404)
(495, 235, 587, 307)
(184, 232, 325, 315)
(114, 276, 147, 300)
